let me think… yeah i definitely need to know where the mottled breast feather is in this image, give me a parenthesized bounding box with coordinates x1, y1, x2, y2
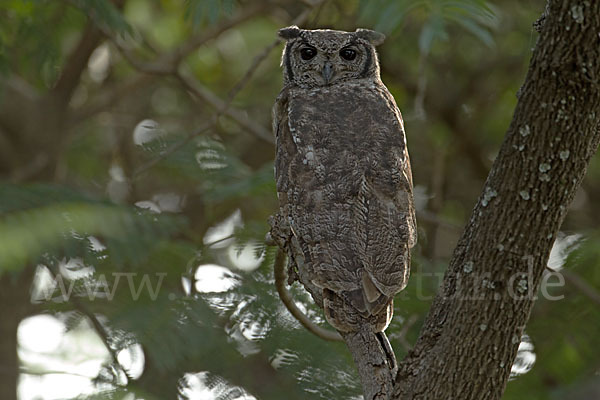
(271, 80, 416, 333)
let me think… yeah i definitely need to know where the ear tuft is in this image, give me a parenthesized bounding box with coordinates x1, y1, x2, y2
(278, 25, 301, 40)
(355, 28, 385, 46)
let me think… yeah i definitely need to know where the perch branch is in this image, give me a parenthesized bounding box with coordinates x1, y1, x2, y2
(274, 249, 342, 342)
(340, 328, 396, 400)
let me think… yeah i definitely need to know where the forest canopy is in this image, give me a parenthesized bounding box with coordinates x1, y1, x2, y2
(0, 0, 599, 399)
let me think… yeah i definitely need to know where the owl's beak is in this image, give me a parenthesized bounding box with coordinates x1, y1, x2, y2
(322, 62, 334, 84)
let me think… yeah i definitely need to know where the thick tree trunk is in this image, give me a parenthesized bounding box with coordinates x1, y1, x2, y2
(393, 1, 600, 399)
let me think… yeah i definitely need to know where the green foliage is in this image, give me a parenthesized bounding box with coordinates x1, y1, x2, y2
(0, 0, 64, 86)
(1, 0, 599, 399)
(504, 233, 600, 399)
(0, 184, 183, 272)
(358, 0, 498, 52)
(68, 0, 132, 33)
(185, 0, 237, 27)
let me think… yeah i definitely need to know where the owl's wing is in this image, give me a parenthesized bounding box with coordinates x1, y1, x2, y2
(272, 89, 291, 200)
(270, 88, 326, 303)
(272, 84, 416, 333)
(352, 91, 417, 316)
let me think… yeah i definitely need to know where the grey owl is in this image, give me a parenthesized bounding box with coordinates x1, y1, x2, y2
(270, 26, 416, 336)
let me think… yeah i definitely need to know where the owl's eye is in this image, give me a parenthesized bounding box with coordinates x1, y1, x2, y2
(340, 48, 357, 61)
(300, 47, 317, 60)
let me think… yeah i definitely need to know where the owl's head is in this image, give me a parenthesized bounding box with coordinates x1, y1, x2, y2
(278, 26, 385, 88)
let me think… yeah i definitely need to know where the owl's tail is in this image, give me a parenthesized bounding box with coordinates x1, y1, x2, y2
(323, 287, 393, 333)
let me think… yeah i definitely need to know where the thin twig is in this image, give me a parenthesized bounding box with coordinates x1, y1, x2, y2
(546, 265, 600, 306)
(176, 70, 273, 143)
(412, 49, 428, 121)
(133, 119, 215, 177)
(204, 234, 235, 247)
(177, 1, 323, 140)
(45, 268, 130, 380)
(223, 35, 283, 106)
(274, 249, 343, 342)
(68, 74, 155, 125)
(417, 210, 462, 232)
(120, 2, 323, 175)
(70, 297, 123, 367)
(389, 314, 419, 352)
(173, 4, 267, 63)
(90, 2, 267, 75)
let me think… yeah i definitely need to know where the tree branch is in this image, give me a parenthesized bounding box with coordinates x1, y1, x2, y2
(45, 269, 128, 380)
(113, 3, 267, 75)
(547, 266, 600, 307)
(53, 0, 127, 107)
(273, 249, 342, 342)
(340, 329, 396, 400)
(51, 23, 104, 107)
(394, 1, 600, 398)
(68, 74, 155, 125)
(176, 70, 273, 144)
(120, 1, 323, 175)
(133, 120, 214, 178)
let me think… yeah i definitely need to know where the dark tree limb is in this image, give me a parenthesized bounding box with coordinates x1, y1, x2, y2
(50, 23, 104, 107)
(53, 0, 127, 107)
(393, 1, 600, 399)
(341, 328, 396, 400)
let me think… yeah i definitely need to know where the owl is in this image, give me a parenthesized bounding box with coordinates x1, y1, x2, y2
(270, 26, 416, 336)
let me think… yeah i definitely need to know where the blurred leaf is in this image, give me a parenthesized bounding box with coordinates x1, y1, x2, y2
(419, 13, 447, 54)
(68, 0, 131, 33)
(185, 0, 237, 28)
(358, 0, 496, 47)
(0, 183, 97, 213)
(0, 185, 183, 272)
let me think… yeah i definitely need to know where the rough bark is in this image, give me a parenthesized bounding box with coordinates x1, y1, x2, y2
(341, 328, 396, 400)
(393, 1, 600, 399)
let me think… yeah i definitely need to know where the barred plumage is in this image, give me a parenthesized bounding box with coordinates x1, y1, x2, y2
(270, 26, 416, 334)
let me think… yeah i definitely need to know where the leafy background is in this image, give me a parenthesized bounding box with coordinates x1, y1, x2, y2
(0, 0, 599, 399)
